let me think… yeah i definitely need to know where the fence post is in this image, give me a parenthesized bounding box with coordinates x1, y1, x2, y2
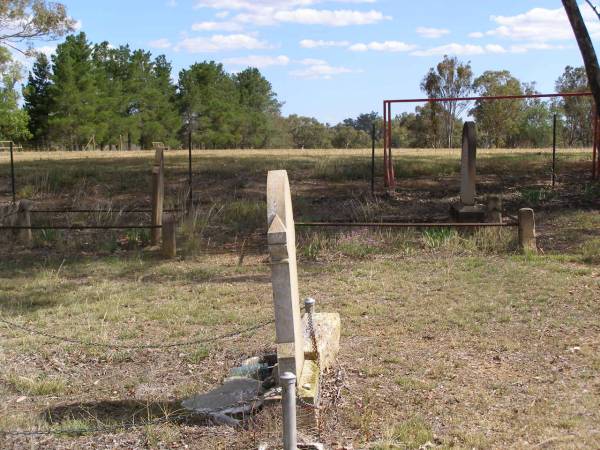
(162, 214, 176, 258)
(486, 195, 502, 223)
(151, 148, 165, 246)
(16, 200, 33, 247)
(518, 208, 537, 253)
(280, 372, 298, 450)
(10, 141, 16, 204)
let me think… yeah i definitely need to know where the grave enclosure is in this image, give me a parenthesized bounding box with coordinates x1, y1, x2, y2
(0, 147, 180, 258)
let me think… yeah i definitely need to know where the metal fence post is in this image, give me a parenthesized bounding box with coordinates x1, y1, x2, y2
(280, 372, 298, 450)
(10, 141, 16, 204)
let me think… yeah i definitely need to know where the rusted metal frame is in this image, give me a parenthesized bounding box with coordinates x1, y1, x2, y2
(0, 225, 163, 230)
(383, 100, 389, 187)
(385, 92, 593, 104)
(387, 101, 395, 188)
(296, 222, 518, 228)
(28, 209, 182, 214)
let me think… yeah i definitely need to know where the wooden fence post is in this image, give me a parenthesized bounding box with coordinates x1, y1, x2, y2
(162, 214, 177, 258)
(151, 148, 165, 246)
(518, 208, 537, 253)
(16, 200, 33, 247)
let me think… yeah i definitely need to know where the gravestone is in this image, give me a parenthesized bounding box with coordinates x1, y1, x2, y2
(451, 122, 486, 222)
(151, 148, 164, 246)
(267, 170, 304, 377)
(518, 208, 537, 253)
(267, 170, 341, 429)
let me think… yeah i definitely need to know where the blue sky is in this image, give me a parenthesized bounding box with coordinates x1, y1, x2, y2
(36, 1, 600, 123)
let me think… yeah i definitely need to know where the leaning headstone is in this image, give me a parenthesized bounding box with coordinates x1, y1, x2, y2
(518, 208, 537, 253)
(151, 148, 164, 246)
(267, 170, 304, 377)
(451, 122, 486, 222)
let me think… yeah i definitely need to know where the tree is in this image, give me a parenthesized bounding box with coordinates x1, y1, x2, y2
(331, 124, 369, 148)
(518, 83, 553, 148)
(0, 0, 74, 55)
(0, 46, 31, 142)
(23, 52, 51, 148)
(48, 32, 96, 149)
(286, 115, 331, 149)
(235, 67, 281, 148)
(472, 70, 523, 148)
(562, 0, 600, 113)
(177, 61, 240, 149)
(555, 66, 593, 146)
(421, 55, 473, 147)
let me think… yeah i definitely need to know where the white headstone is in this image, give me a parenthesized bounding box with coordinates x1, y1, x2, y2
(267, 170, 304, 377)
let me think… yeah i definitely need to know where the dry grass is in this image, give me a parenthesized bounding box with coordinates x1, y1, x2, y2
(0, 149, 598, 449)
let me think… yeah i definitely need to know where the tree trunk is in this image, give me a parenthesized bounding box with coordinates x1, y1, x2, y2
(562, 0, 600, 114)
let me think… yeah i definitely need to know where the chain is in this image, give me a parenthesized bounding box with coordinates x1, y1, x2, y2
(0, 316, 273, 350)
(296, 306, 321, 411)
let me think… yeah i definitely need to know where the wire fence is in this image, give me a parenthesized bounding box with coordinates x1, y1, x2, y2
(0, 315, 273, 350)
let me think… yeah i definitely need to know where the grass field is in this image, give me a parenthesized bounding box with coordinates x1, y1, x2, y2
(0, 148, 599, 449)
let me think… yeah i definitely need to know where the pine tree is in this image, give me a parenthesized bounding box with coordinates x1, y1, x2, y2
(23, 53, 52, 149)
(48, 32, 97, 150)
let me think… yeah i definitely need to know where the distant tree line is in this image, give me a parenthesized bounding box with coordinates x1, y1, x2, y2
(0, 33, 595, 149)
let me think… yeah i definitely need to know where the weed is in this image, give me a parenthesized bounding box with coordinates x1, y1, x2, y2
(520, 187, 556, 205)
(6, 373, 67, 396)
(422, 227, 456, 249)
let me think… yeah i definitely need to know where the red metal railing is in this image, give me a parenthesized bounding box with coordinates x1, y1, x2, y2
(382, 92, 597, 187)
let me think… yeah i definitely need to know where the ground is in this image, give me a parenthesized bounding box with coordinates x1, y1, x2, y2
(0, 148, 598, 449)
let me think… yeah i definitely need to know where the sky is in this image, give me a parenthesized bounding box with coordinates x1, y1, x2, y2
(31, 0, 600, 123)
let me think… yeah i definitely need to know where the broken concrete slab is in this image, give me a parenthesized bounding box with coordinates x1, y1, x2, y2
(182, 378, 263, 426)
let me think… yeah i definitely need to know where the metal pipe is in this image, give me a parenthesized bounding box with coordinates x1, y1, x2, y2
(280, 372, 298, 450)
(592, 105, 600, 180)
(371, 123, 375, 195)
(384, 92, 593, 104)
(296, 222, 518, 228)
(188, 129, 193, 212)
(388, 101, 395, 188)
(383, 101, 389, 187)
(552, 114, 557, 187)
(304, 297, 316, 315)
(9, 141, 16, 204)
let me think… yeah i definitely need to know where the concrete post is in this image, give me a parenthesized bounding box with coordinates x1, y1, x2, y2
(162, 214, 176, 259)
(486, 195, 503, 223)
(151, 148, 165, 246)
(16, 200, 33, 247)
(518, 208, 537, 253)
(267, 170, 304, 378)
(280, 372, 298, 450)
(460, 122, 477, 206)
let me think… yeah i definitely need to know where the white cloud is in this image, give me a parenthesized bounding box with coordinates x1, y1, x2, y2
(166, 0, 177, 7)
(473, 3, 600, 43)
(468, 32, 484, 39)
(148, 38, 172, 49)
(234, 8, 387, 27)
(416, 27, 450, 39)
(195, 0, 376, 9)
(349, 41, 416, 52)
(223, 54, 290, 67)
(175, 34, 270, 52)
(191, 21, 243, 31)
(290, 61, 355, 79)
(299, 39, 350, 48)
(298, 58, 327, 65)
(412, 43, 496, 57)
(35, 45, 57, 57)
(215, 11, 230, 18)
